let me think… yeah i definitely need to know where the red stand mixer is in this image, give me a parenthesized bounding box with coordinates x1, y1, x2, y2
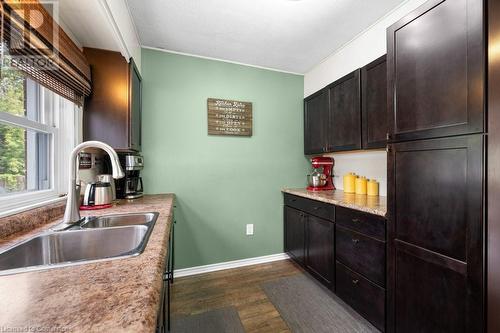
(306, 156, 335, 191)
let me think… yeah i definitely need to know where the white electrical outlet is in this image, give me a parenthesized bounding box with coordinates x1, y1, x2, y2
(246, 224, 254, 235)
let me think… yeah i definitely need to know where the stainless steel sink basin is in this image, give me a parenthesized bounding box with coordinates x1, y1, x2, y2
(80, 212, 157, 229)
(0, 212, 159, 276)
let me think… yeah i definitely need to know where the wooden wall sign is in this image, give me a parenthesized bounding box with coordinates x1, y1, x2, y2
(207, 98, 252, 136)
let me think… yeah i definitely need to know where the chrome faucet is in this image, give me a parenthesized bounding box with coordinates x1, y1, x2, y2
(55, 141, 124, 230)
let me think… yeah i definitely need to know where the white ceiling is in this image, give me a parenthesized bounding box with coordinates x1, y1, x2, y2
(126, 0, 405, 74)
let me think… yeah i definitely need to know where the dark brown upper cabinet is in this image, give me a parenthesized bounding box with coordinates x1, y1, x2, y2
(83, 47, 142, 151)
(328, 70, 361, 152)
(362, 55, 387, 149)
(304, 60, 387, 155)
(304, 89, 329, 154)
(129, 60, 142, 151)
(387, 0, 484, 142)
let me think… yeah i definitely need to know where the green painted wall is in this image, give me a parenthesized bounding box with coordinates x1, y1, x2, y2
(141, 49, 307, 269)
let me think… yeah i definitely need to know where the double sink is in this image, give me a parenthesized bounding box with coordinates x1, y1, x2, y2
(0, 212, 159, 276)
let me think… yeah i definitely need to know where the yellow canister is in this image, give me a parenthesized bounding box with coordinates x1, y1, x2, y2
(355, 176, 367, 195)
(343, 172, 356, 193)
(367, 179, 379, 197)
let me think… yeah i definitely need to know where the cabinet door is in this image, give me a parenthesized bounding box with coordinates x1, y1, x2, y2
(387, 0, 484, 141)
(393, 243, 468, 333)
(362, 55, 387, 149)
(387, 135, 484, 332)
(304, 89, 329, 154)
(305, 214, 334, 289)
(488, 1, 500, 332)
(83, 48, 130, 149)
(284, 206, 305, 265)
(328, 70, 361, 152)
(129, 59, 142, 151)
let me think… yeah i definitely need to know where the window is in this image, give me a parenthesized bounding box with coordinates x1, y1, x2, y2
(0, 65, 81, 216)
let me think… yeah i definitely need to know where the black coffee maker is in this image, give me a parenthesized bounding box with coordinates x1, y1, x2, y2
(115, 152, 144, 199)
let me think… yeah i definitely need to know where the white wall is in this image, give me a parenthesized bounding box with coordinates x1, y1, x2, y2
(325, 150, 388, 196)
(304, 0, 428, 197)
(304, 0, 428, 97)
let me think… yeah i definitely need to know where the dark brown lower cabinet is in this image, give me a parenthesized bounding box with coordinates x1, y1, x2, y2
(157, 219, 175, 333)
(284, 195, 335, 290)
(284, 206, 305, 265)
(393, 242, 467, 333)
(387, 135, 484, 333)
(284, 194, 387, 331)
(305, 214, 335, 289)
(335, 208, 387, 332)
(336, 262, 385, 332)
(336, 225, 385, 287)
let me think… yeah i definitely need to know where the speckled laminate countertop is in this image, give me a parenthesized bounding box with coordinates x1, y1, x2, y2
(0, 194, 174, 333)
(282, 188, 387, 217)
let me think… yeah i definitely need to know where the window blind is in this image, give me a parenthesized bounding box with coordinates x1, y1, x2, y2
(0, 0, 91, 106)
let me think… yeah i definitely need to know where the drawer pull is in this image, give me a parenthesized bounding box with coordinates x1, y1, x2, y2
(313, 207, 322, 210)
(352, 279, 359, 285)
(291, 199, 297, 202)
(352, 218, 361, 223)
(352, 238, 360, 244)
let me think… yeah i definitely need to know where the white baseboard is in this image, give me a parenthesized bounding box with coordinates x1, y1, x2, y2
(174, 253, 290, 278)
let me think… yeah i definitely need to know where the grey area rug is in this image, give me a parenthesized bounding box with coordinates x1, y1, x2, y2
(262, 274, 379, 333)
(171, 306, 245, 333)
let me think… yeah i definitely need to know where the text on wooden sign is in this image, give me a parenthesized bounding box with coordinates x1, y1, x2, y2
(207, 98, 252, 136)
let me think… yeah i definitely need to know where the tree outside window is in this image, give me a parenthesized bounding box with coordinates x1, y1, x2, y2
(0, 68, 26, 194)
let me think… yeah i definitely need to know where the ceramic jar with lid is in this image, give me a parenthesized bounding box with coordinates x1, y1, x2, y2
(367, 179, 379, 196)
(355, 176, 367, 195)
(343, 172, 356, 193)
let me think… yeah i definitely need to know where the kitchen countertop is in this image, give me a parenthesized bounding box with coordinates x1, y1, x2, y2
(282, 188, 387, 217)
(0, 194, 175, 333)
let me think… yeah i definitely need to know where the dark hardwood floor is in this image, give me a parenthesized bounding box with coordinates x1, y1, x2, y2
(171, 259, 303, 332)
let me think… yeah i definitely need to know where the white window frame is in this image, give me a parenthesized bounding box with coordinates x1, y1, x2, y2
(0, 82, 81, 217)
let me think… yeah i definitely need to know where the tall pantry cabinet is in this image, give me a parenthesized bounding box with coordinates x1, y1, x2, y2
(386, 0, 486, 332)
(488, 0, 500, 332)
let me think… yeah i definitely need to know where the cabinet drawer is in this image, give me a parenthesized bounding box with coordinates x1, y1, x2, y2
(336, 225, 385, 286)
(336, 261, 385, 332)
(336, 206, 385, 240)
(284, 193, 334, 221)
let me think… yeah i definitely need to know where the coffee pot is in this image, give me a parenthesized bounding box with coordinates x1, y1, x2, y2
(82, 181, 113, 207)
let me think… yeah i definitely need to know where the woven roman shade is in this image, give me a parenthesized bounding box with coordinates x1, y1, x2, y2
(0, 0, 91, 106)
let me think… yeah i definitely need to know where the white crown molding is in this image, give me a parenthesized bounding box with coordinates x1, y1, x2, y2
(97, 0, 131, 61)
(142, 46, 304, 76)
(174, 253, 290, 278)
